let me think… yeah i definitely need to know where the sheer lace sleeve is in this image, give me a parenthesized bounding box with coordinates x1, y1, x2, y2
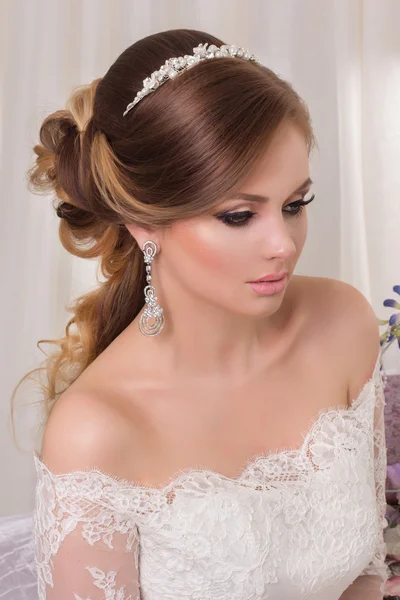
(340, 360, 390, 599)
(33, 453, 141, 599)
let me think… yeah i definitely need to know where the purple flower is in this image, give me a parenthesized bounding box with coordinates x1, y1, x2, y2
(384, 299, 400, 309)
(380, 284, 400, 351)
(387, 464, 400, 490)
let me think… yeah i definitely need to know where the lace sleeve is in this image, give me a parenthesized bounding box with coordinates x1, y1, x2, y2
(340, 362, 390, 599)
(33, 454, 141, 599)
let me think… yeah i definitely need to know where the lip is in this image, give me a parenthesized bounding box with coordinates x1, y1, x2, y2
(248, 271, 288, 283)
(248, 275, 288, 296)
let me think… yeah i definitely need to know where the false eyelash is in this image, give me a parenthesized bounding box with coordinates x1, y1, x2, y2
(216, 194, 316, 228)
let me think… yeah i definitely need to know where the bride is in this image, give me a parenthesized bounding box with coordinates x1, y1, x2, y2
(11, 27, 388, 600)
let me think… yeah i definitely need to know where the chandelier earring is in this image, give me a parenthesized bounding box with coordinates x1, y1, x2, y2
(138, 240, 165, 337)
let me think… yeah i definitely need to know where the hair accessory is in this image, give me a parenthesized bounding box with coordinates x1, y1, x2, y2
(123, 42, 259, 117)
(139, 240, 165, 336)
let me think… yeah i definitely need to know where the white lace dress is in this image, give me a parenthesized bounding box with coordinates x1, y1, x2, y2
(33, 349, 390, 600)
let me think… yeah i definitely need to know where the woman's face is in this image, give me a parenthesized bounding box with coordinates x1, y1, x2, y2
(132, 122, 313, 317)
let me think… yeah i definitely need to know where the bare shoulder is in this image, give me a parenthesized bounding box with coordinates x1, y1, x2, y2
(300, 274, 379, 342)
(40, 387, 142, 479)
(294, 274, 381, 402)
(292, 273, 371, 309)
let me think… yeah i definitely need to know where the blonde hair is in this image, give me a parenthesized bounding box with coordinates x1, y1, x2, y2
(10, 28, 317, 447)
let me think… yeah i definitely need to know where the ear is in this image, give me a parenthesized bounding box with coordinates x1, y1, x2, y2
(124, 223, 160, 251)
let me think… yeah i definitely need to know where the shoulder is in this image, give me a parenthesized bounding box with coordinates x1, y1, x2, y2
(305, 275, 379, 349)
(293, 273, 372, 312)
(295, 275, 381, 403)
(40, 387, 142, 478)
(294, 274, 378, 326)
(297, 275, 374, 318)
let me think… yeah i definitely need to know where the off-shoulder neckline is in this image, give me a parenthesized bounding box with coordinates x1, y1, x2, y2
(33, 348, 383, 495)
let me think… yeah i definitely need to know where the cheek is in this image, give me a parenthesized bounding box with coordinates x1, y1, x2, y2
(295, 214, 308, 248)
(165, 220, 245, 279)
(285, 212, 308, 252)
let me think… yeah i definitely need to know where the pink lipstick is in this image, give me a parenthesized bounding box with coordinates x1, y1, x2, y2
(248, 271, 288, 296)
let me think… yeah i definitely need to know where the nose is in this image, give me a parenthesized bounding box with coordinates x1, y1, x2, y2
(260, 214, 297, 261)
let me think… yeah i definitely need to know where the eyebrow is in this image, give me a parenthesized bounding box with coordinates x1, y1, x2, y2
(227, 177, 313, 204)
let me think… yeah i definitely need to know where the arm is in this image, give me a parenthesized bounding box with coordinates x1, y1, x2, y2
(339, 362, 389, 599)
(34, 393, 142, 599)
(338, 287, 390, 599)
(34, 455, 141, 599)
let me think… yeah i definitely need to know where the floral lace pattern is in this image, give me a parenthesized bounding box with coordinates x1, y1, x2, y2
(33, 457, 141, 600)
(33, 349, 389, 599)
(73, 567, 134, 600)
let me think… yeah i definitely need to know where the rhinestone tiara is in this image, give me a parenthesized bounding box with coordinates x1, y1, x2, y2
(122, 42, 260, 117)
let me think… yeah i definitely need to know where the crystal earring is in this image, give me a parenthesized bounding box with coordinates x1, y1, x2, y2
(139, 240, 165, 336)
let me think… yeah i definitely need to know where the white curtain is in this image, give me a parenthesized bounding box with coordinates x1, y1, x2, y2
(0, 0, 399, 516)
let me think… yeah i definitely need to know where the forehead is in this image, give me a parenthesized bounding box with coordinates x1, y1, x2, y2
(241, 123, 310, 195)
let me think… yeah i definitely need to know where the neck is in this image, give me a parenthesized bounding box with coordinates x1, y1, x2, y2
(131, 275, 298, 383)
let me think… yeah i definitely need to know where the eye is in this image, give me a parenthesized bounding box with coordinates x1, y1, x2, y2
(215, 193, 316, 228)
(215, 210, 255, 228)
(283, 193, 316, 218)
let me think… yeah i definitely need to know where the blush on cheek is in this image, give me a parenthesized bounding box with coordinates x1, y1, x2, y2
(169, 221, 238, 277)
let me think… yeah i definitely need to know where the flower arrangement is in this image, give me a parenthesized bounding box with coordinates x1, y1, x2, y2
(378, 285, 400, 597)
(385, 464, 400, 597)
(379, 285, 400, 355)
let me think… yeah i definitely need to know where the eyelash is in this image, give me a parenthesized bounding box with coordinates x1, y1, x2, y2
(215, 194, 316, 228)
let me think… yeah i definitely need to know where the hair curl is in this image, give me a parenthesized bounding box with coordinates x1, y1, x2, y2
(10, 28, 317, 448)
